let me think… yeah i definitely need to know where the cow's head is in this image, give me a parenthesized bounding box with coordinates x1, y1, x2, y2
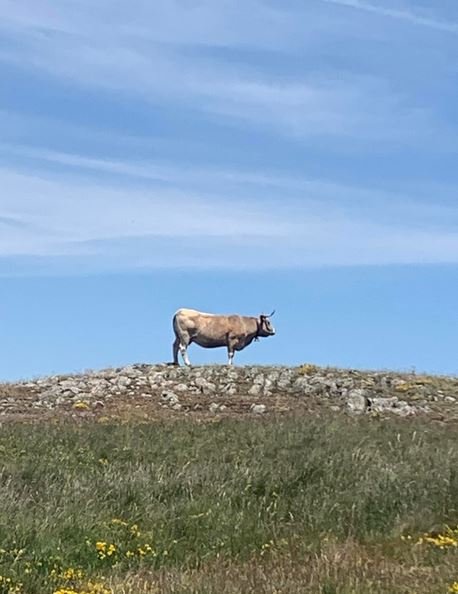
(258, 310, 276, 337)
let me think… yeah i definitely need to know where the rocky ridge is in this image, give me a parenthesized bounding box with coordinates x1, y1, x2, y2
(1, 363, 457, 422)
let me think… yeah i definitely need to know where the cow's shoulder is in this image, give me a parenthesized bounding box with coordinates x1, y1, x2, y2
(226, 314, 242, 322)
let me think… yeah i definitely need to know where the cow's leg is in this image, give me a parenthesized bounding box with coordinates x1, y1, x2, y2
(173, 336, 190, 366)
(180, 344, 191, 366)
(172, 338, 180, 365)
(227, 349, 235, 366)
(227, 337, 236, 366)
(174, 331, 191, 366)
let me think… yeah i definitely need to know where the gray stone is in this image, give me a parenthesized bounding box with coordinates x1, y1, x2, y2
(369, 397, 399, 413)
(253, 375, 265, 385)
(248, 384, 263, 396)
(294, 377, 311, 391)
(222, 383, 237, 396)
(161, 391, 179, 405)
(251, 403, 266, 414)
(117, 376, 132, 388)
(264, 378, 274, 391)
(347, 389, 368, 414)
(194, 377, 217, 394)
(266, 371, 280, 383)
(393, 402, 415, 417)
(2, 362, 451, 420)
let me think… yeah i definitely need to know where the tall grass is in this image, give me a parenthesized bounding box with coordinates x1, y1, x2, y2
(0, 416, 457, 593)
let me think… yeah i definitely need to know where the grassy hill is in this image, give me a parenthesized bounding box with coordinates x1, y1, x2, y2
(0, 365, 457, 593)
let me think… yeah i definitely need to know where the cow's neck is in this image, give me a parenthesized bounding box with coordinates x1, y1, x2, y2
(253, 317, 262, 341)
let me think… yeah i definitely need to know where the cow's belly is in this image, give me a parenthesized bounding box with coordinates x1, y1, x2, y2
(193, 335, 227, 349)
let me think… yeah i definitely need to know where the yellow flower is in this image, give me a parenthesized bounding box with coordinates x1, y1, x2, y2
(61, 567, 84, 581)
(298, 363, 319, 375)
(95, 541, 107, 559)
(96, 541, 117, 560)
(136, 543, 156, 557)
(449, 583, 458, 594)
(111, 518, 128, 528)
(53, 582, 112, 594)
(106, 544, 116, 556)
(73, 401, 90, 410)
(0, 575, 23, 593)
(416, 526, 458, 549)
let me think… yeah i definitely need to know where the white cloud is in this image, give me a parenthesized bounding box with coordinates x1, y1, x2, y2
(0, 0, 301, 50)
(199, 76, 435, 142)
(0, 0, 440, 143)
(0, 1, 457, 274)
(322, 0, 458, 33)
(5, 143, 458, 229)
(1, 153, 458, 271)
(0, 166, 297, 257)
(0, 35, 434, 143)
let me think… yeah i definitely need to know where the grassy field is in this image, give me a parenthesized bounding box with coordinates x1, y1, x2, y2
(0, 415, 457, 594)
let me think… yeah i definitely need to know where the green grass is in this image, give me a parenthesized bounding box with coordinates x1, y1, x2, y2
(0, 416, 457, 593)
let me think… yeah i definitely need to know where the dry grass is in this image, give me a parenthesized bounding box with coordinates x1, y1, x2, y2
(109, 539, 458, 594)
(0, 415, 457, 593)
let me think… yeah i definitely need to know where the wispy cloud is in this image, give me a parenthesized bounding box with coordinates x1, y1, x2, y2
(1, 149, 458, 273)
(0, 38, 435, 143)
(322, 0, 458, 33)
(0, 0, 297, 50)
(0, 1, 457, 275)
(0, 168, 295, 255)
(5, 142, 458, 225)
(0, 1, 441, 143)
(200, 76, 436, 142)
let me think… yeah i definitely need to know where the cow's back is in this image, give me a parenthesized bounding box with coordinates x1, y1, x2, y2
(174, 308, 215, 329)
(174, 309, 244, 343)
(174, 308, 218, 334)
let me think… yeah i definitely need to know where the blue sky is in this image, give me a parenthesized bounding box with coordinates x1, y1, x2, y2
(0, 0, 457, 379)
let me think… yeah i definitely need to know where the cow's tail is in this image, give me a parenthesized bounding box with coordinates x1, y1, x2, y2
(172, 310, 180, 337)
(172, 312, 181, 365)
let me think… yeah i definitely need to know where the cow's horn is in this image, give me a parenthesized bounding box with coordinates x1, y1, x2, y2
(267, 310, 276, 317)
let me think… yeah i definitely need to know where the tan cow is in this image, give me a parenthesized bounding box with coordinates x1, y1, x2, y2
(172, 308, 276, 366)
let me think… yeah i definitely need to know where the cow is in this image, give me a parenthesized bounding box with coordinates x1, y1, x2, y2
(172, 308, 276, 366)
